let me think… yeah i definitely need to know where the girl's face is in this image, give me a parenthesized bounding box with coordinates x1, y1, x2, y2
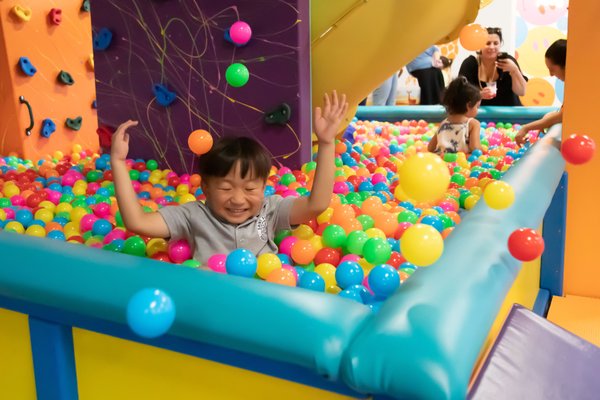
(466, 100, 481, 118)
(481, 33, 502, 60)
(201, 162, 266, 225)
(545, 58, 565, 81)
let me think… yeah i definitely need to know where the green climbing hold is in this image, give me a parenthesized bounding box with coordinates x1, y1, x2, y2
(58, 70, 74, 85)
(65, 116, 82, 131)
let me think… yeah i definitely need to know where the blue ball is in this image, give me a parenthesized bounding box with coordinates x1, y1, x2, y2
(420, 215, 444, 232)
(277, 253, 291, 265)
(92, 219, 112, 236)
(127, 288, 176, 339)
(368, 264, 400, 298)
(264, 186, 276, 196)
(298, 271, 325, 292)
(335, 261, 364, 289)
(15, 209, 33, 227)
(225, 248, 257, 277)
(47, 230, 66, 241)
(338, 288, 363, 303)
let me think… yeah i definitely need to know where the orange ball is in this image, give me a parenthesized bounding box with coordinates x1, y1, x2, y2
(266, 268, 296, 287)
(459, 23, 488, 51)
(188, 129, 214, 155)
(290, 239, 316, 265)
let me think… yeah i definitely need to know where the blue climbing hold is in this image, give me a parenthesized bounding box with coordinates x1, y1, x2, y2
(18, 57, 37, 76)
(224, 28, 246, 47)
(93, 28, 113, 51)
(153, 84, 176, 107)
(41, 119, 56, 138)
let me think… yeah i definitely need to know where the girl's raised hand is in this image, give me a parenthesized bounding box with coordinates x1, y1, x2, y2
(313, 90, 348, 145)
(111, 120, 138, 162)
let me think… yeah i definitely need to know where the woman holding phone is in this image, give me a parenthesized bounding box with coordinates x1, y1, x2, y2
(458, 27, 528, 106)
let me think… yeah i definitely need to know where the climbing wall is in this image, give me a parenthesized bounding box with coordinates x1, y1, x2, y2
(0, 0, 99, 160)
(90, 0, 311, 173)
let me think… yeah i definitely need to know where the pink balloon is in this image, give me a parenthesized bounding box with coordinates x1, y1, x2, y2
(230, 21, 252, 45)
(207, 254, 227, 273)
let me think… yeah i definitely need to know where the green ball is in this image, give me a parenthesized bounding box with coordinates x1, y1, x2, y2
(146, 159, 158, 171)
(357, 214, 374, 230)
(0, 198, 11, 208)
(450, 173, 466, 186)
(181, 259, 200, 268)
(345, 192, 362, 206)
(322, 224, 347, 248)
(129, 169, 140, 181)
(346, 230, 369, 255)
(438, 214, 454, 229)
(443, 153, 458, 162)
(303, 262, 315, 272)
(274, 229, 292, 246)
(304, 161, 317, 172)
(225, 63, 249, 87)
(489, 170, 502, 179)
(115, 211, 124, 227)
(334, 158, 343, 167)
(397, 210, 418, 224)
(86, 170, 101, 182)
(280, 173, 296, 186)
(60, 193, 75, 203)
(362, 237, 391, 265)
(123, 236, 147, 257)
(296, 187, 308, 196)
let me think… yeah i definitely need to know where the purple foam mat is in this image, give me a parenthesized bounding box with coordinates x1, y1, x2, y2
(469, 304, 600, 400)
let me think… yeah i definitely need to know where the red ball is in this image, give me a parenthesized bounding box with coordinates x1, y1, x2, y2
(314, 247, 341, 266)
(387, 251, 406, 269)
(507, 228, 545, 261)
(561, 134, 595, 165)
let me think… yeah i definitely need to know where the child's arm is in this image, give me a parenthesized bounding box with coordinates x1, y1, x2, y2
(427, 133, 438, 152)
(289, 91, 348, 225)
(111, 120, 171, 238)
(468, 119, 482, 152)
(515, 109, 563, 145)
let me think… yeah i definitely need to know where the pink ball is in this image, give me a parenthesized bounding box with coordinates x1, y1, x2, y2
(87, 182, 100, 193)
(61, 174, 77, 186)
(281, 190, 299, 198)
(340, 254, 361, 263)
(93, 202, 111, 218)
(278, 236, 298, 256)
(45, 190, 62, 205)
(167, 239, 192, 263)
(131, 181, 141, 193)
(278, 166, 292, 175)
(333, 181, 349, 195)
(10, 195, 25, 206)
(103, 229, 126, 244)
(79, 214, 98, 232)
(166, 171, 178, 180)
(179, 174, 190, 184)
(3, 208, 15, 220)
(230, 21, 252, 45)
(438, 200, 457, 212)
(371, 173, 386, 184)
(207, 253, 227, 273)
(155, 197, 168, 206)
(281, 264, 298, 282)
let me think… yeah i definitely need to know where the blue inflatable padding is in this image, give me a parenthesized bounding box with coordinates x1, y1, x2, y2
(356, 105, 557, 124)
(0, 231, 370, 380)
(339, 125, 565, 399)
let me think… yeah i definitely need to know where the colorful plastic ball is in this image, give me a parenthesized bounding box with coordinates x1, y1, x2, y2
(229, 21, 252, 45)
(290, 239, 316, 265)
(483, 181, 515, 210)
(298, 271, 325, 292)
(561, 134, 596, 165)
(400, 224, 444, 267)
(346, 230, 369, 256)
(257, 253, 282, 279)
(47, 230, 66, 241)
(207, 254, 227, 273)
(126, 288, 176, 339)
(321, 224, 347, 248)
(368, 264, 400, 298)
(123, 236, 147, 257)
(362, 237, 392, 265)
(167, 239, 192, 264)
(92, 219, 112, 236)
(181, 259, 200, 268)
(278, 235, 298, 256)
(335, 261, 364, 289)
(188, 129, 213, 155)
(313, 247, 340, 266)
(266, 268, 296, 286)
(397, 153, 450, 202)
(338, 289, 363, 303)
(225, 248, 257, 277)
(507, 228, 545, 261)
(225, 63, 249, 87)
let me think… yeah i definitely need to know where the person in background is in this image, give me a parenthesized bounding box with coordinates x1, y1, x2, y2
(458, 27, 527, 106)
(371, 71, 400, 106)
(515, 39, 567, 145)
(406, 45, 445, 105)
(428, 77, 482, 154)
(110, 91, 348, 265)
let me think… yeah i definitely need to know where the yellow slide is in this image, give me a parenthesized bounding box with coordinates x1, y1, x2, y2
(311, 0, 480, 125)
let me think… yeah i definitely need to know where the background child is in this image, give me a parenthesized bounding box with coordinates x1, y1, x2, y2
(428, 76, 482, 154)
(110, 91, 348, 265)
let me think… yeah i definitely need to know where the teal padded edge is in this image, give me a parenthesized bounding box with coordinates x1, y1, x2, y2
(356, 105, 557, 123)
(533, 289, 551, 317)
(340, 125, 565, 399)
(0, 232, 370, 381)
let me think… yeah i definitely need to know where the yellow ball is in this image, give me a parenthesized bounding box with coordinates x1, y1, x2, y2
(55, 203, 73, 215)
(72, 144, 83, 153)
(176, 184, 189, 195)
(293, 224, 314, 240)
(38, 200, 56, 212)
(397, 153, 450, 202)
(25, 225, 46, 237)
(309, 235, 323, 252)
(146, 238, 168, 257)
(483, 181, 515, 210)
(257, 253, 282, 279)
(63, 222, 80, 238)
(5, 221, 25, 234)
(70, 207, 89, 225)
(470, 186, 483, 196)
(0, 209, 6, 221)
(365, 227, 386, 240)
(314, 263, 337, 287)
(3, 184, 20, 197)
(400, 223, 444, 267)
(34, 208, 54, 223)
(394, 184, 414, 202)
(316, 207, 333, 224)
(420, 208, 439, 217)
(464, 194, 480, 210)
(326, 285, 342, 295)
(178, 193, 196, 204)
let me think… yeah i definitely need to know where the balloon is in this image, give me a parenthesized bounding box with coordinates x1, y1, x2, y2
(229, 21, 252, 45)
(400, 224, 444, 267)
(225, 63, 249, 87)
(508, 228, 545, 261)
(459, 23, 488, 51)
(225, 248, 257, 277)
(127, 288, 176, 338)
(561, 134, 596, 165)
(483, 181, 515, 209)
(188, 129, 213, 155)
(397, 153, 450, 202)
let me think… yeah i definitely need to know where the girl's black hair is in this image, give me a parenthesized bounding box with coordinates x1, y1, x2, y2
(442, 76, 481, 115)
(545, 39, 567, 68)
(197, 136, 272, 181)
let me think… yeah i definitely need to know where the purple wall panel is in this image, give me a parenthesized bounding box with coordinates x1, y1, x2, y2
(91, 0, 311, 173)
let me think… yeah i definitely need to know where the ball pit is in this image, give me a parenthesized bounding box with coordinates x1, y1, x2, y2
(0, 118, 541, 309)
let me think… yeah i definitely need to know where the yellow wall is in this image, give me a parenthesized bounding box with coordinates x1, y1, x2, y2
(562, 0, 600, 298)
(0, 309, 36, 399)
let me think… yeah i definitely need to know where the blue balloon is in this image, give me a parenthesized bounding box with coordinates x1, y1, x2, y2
(368, 264, 400, 298)
(225, 248, 257, 277)
(298, 271, 325, 292)
(127, 288, 176, 338)
(335, 261, 364, 289)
